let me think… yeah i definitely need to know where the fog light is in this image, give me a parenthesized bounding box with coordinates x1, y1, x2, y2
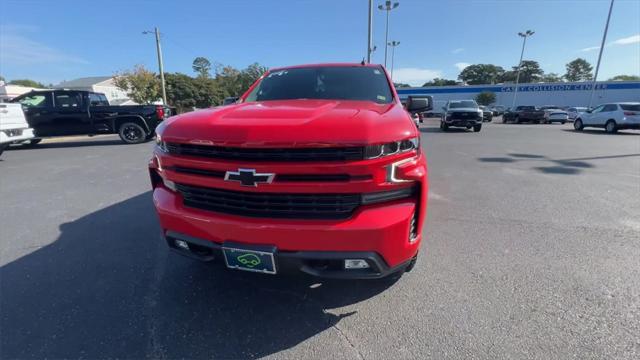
(344, 259, 369, 269)
(175, 239, 189, 250)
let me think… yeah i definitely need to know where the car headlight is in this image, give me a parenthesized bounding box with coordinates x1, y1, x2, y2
(364, 137, 420, 159)
(155, 134, 168, 153)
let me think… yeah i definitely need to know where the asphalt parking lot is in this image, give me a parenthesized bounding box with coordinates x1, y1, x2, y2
(1, 120, 639, 359)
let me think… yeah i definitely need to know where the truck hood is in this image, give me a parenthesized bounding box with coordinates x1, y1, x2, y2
(160, 99, 416, 147)
(0, 103, 29, 129)
(447, 108, 480, 113)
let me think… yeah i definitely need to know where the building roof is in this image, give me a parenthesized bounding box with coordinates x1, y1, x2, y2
(54, 76, 113, 88)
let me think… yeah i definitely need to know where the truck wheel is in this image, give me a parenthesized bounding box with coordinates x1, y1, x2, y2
(561, 121, 566, 125)
(574, 119, 584, 131)
(0, 143, 8, 157)
(605, 120, 617, 134)
(440, 122, 449, 131)
(515, 116, 521, 124)
(118, 122, 147, 144)
(473, 124, 482, 132)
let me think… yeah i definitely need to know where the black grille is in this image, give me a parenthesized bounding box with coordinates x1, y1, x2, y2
(166, 143, 365, 162)
(175, 183, 361, 219)
(449, 111, 480, 120)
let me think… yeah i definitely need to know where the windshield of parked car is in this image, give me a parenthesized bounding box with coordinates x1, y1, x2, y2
(449, 101, 477, 109)
(516, 106, 536, 111)
(620, 104, 640, 111)
(244, 66, 393, 104)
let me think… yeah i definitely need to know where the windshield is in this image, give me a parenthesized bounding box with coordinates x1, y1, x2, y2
(245, 66, 393, 104)
(449, 100, 477, 109)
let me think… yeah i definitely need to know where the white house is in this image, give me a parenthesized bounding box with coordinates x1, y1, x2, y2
(54, 76, 135, 105)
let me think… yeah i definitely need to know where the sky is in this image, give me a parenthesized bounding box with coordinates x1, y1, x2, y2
(1, 0, 639, 86)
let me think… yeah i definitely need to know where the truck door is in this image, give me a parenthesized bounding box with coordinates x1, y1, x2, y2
(51, 91, 92, 135)
(15, 92, 55, 137)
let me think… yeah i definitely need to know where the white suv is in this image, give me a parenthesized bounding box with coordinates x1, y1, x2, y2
(0, 103, 35, 157)
(574, 102, 640, 134)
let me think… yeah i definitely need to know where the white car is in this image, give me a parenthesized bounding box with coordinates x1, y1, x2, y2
(574, 102, 640, 133)
(0, 103, 35, 157)
(539, 106, 569, 124)
(567, 107, 588, 121)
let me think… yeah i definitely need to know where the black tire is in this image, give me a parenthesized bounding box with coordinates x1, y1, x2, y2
(515, 116, 521, 124)
(0, 143, 8, 157)
(574, 119, 584, 131)
(440, 122, 449, 131)
(473, 124, 482, 132)
(118, 122, 148, 144)
(561, 121, 566, 124)
(502, 117, 507, 124)
(605, 120, 617, 134)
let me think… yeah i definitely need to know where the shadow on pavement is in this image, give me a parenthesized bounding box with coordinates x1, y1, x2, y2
(9, 138, 128, 150)
(477, 153, 606, 175)
(1, 192, 398, 359)
(561, 129, 640, 136)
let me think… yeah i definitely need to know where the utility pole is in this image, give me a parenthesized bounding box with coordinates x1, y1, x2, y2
(378, 1, 399, 68)
(367, 0, 373, 63)
(511, 30, 534, 109)
(388, 41, 400, 80)
(143, 27, 167, 105)
(589, 0, 614, 108)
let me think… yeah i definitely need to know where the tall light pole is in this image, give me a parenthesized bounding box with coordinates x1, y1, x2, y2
(378, 1, 399, 68)
(511, 30, 534, 109)
(388, 41, 400, 80)
(589, 0, 614, 108)
(143, 27, 167, 105)
(367, 0, 374, 63)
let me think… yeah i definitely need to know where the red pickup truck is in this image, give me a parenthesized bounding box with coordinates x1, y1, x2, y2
(150, 63, 431, 279)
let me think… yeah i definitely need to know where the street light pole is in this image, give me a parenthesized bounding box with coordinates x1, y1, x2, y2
(143, 27, 167, 105)
(388, 41, 400, 80)
(378, 1, 399, 68)
(367, 0, 373, 63)
(588, 0, 614, 108)
(511, 30, 534, 109)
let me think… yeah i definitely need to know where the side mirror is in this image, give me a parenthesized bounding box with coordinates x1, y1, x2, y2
(406, 96, 432, 113)
(222, 96, 239, 106)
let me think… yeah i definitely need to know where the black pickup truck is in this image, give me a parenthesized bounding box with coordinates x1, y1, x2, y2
(10, 90, 168, 144)
(502, 105, 546, 124)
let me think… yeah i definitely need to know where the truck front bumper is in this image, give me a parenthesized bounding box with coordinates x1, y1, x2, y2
(153, 185, 423, 279)
(0, 127, 35, 144)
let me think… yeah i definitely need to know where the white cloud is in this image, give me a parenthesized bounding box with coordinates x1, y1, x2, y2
(454, 62, 471, 71)
(580, 33, 640, 52)
(580, 46, 600, 52)
(451, 48, 464, 54)
(392, 68, 443, 86)
(0, 25, 88, 65)
(611, 34, 640, 45)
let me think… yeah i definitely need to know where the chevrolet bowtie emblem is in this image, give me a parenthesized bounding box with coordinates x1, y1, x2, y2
(224, 169, 275, 187)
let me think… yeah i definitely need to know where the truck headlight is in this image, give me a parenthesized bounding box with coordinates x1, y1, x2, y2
(364, 137, 419, 159)
(155, 134, 168, 153)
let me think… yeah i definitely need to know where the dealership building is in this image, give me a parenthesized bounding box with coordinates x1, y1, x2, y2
(396, 81, 640, 108)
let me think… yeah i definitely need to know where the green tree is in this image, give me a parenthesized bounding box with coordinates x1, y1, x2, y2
(475, 91, 496, 106)
(458, 64, 505, 85)
(540, 73, 563, 82)
(8, 79, 46, 88)
(608, 74, 640, 81)
(240, 63, 268, 91)
(564, 58, 593, 81)
(192, 57, 212, 78)
(515, 60, 544, 83)
(113, 65, 160, 104)
(422, 78, 457, 86)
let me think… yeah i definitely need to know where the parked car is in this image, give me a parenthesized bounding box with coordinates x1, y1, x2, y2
(502, 105, 546, 123)
(0, 103, 35, 157)
(567, 107, 588, 121)
(151, 63, 432, 279)
(539, 106, 569, 124)
(479, 106, 493, 122)
(574, 102, 640, 133)
(440, 100, 483, 132)
(490, 105, 506, 116)
(10, 90, 168, 144)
